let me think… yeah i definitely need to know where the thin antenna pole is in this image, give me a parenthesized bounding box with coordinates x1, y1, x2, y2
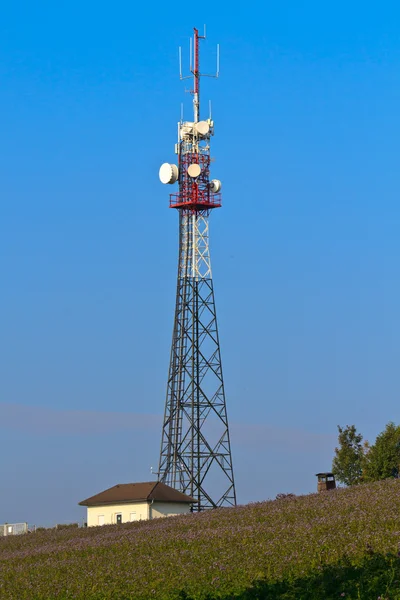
(193, 28, 200, 123)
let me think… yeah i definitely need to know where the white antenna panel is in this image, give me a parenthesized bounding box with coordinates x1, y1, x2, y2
(159, 163, 179, 184)
(180, 122, 194, 139)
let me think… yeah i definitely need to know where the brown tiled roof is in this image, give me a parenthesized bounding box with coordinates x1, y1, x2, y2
(79, 481, 197, 507)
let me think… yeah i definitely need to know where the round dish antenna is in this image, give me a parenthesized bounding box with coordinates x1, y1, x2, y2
(187, 163, 201, 178)
(195, 121, 210, 137)
(159, 163, 179, 185)
(210, 179, 222, 193)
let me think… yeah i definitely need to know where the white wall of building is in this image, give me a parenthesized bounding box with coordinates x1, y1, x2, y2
(86, 501, 191, 527)
(87, 502, 148, 527)
(150, 502, 191, 519)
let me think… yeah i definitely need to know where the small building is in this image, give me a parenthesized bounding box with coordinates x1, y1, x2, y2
(0, 522, 28, 536)
(79, 481, 196, 527)
(316, 472, 336, 492)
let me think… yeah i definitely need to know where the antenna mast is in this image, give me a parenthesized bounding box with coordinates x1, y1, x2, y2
(192, 27, 202, 123)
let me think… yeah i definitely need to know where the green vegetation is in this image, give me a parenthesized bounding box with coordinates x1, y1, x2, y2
(332, 422, 400, 486)
(363, 422, 400, 482)
(332, 424, 365, 486)
(1, 480, 400, 598)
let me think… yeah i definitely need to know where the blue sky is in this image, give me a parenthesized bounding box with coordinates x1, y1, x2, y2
(2, 1, 400, 525)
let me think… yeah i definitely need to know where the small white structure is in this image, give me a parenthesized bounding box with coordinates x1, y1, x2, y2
(0, 522, 28, 536)
(79, 481, 196, 527)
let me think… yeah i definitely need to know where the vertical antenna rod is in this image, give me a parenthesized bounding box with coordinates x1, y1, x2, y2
(192, 28, 202, 123)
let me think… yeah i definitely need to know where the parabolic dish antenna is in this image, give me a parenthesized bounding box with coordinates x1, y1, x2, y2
(187, 163, 201, 178)
(159, 163, 179, 184)
(210, 179, 222, 193)
(195, 121, 210, 136)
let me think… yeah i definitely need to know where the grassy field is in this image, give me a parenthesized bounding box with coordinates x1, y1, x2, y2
(1, 479, 400, 599)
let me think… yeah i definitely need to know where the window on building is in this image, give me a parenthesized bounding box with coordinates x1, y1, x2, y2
(98, 515, 105, 526)
(130, 512, 137, 522)
(116, 513, 122, 524)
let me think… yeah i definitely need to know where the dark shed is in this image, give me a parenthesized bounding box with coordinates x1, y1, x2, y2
(316, 472, 336, 492)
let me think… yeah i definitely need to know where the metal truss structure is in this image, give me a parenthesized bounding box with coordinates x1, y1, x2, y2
(158, 27, 236, 511)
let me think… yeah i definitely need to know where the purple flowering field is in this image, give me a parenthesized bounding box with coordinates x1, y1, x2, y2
(1, 479, 400, 599)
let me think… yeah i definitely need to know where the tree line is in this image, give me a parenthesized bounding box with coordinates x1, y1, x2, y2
(332, 422, 400, 485)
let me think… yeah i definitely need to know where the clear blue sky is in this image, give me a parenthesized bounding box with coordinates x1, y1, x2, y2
(1, 1, 400, 525)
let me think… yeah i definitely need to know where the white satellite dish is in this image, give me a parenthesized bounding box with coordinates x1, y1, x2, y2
(187, 163, 201, 178)
(210, 179, 222, 193)
(159, 163, 179, 184)
(195, 121, 210, 136)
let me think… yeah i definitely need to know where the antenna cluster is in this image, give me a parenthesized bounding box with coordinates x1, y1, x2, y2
(159, 27, 222, 209)
(179, 26, 220, 124)
(179, 26, 220, 80)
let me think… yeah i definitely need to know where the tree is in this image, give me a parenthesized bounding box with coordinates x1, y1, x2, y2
(332, 425, 364, 486)
(363, 422, 400, 482)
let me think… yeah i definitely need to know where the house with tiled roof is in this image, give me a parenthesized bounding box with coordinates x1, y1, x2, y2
(79, 481, 196, 527)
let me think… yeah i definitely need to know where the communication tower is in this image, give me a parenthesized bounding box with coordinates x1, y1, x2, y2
(158, 27, 236, 511)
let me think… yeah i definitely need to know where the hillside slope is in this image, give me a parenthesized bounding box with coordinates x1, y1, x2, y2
(1, 479, 400, 599)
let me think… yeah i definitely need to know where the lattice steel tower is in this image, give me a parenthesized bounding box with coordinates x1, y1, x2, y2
(157, 27, 236, 511)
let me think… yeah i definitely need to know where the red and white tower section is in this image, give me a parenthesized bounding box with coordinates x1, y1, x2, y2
(157, 28, 236, 511)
